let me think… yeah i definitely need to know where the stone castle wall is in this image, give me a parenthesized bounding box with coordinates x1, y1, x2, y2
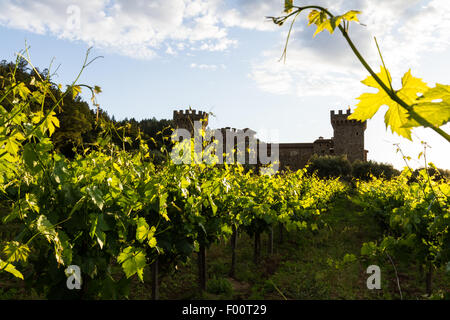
(172, 108, 367, 171)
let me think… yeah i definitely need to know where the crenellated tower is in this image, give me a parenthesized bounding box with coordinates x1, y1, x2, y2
(173, 109, 208, 136)
(331, 109, 367, 163)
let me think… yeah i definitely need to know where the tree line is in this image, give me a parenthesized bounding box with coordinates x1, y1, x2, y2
(0, 59, 174, 160)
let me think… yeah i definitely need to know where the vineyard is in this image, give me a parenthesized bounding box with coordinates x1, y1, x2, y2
(0, 51, 449, 300)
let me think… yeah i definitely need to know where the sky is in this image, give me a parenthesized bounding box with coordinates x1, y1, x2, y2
(0, 0, 449, 169)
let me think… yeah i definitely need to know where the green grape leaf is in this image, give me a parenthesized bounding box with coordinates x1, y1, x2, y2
(31, 91, 45, 105)
(136, 217, 150, 243)
(4, 135, 21, 156)
(3, 241, 30, 263)
(25, 193, 40, 213)
(330, 16, 343, 29)
(284, 0, 293, 13)
(349, 67, 429, 140)
(96, 230, 106, 249)
(13, 82, 31, 100)
(94, 85, 102, 94)
(341, 10, 362, 22)
(34, 215, 72, 265)
(117, 246, 146, 282)
(98, 214, 111, 231)
(405, 84, 450, 128)
(343, 253, 357, 263)
(329, 10, 362, 30)
(308, 10, 334, 37)
(0, 259, 24, 279)
(45, 111, 60, 136)
(307, 10, 321, 25)
(89, 214, 98, 239)
(36, 215, 57, 242)
(86, 186, 105, 210)
(148, 237, 157, 248)
(54, 231, 72, 265)
(23, 145, 39, 171)
(159, 192, 169, 221)
(396, 70, 429, 105)
(89, 213, 109, 249)
(208, 194, 217, 214)
(361, 241, 377, 256)
(72, 85, 82, 99)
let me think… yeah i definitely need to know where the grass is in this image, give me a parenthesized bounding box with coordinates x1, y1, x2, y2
(138, 196, 450, 300)
(1, 196, 449, 299)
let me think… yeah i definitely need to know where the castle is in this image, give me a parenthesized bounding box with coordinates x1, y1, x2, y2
(172, 109, 367, 171)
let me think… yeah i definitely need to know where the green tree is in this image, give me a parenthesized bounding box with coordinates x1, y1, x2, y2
(0, 59, 107, 158)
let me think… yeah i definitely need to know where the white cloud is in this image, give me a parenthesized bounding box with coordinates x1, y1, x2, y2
(190, 62, 225, 71)
(0, 0, 295, 58)
(220, 0, 282, 31)
(2, 0, 449, 97)
(166, 46, 176, 55)
(198, 38, 238, 51)
(0, 0, 235, 58)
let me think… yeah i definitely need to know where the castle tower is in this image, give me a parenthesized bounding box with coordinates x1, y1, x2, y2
(331, 109, 367, 163)
(173, 109, 208, 136)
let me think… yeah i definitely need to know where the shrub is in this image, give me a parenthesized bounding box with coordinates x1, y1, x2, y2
(352, 160, 399, 181)
(206, 276, 233, 296)
(409, 167, 450, 182)
(306, 155, 352, 180)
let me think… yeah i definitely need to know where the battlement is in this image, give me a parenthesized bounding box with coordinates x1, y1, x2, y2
(172, 109, 208, 132)
(330, 109, 366, 126)
(173, 109, 208, 119)
(330, 109, 351, 115)
(330, 109, 351, 120)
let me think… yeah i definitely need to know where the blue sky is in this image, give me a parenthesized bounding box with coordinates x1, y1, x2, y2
(1, 0, 449, 169)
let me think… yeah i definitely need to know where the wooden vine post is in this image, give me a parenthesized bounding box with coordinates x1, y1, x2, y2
(268, 226, 274, 255)
(279, 223, 284, 244)
(151, 257, 159, 300)
(425, 262, 433, 296)
(198, 242, 207, 292)
(254, 232, 261, 265)
(229, 225, 237, 277)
